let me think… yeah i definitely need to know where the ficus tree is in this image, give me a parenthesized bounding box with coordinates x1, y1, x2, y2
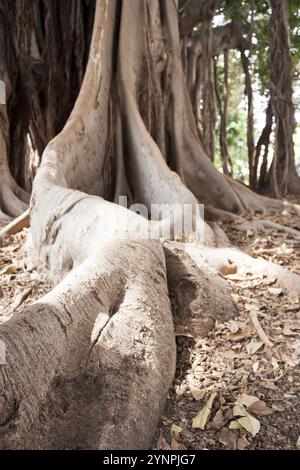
(0, 0, 299, 450)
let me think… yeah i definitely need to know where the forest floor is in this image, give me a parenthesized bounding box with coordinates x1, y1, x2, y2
(0, 199, 299, 450)
(157, 197, 300, 450)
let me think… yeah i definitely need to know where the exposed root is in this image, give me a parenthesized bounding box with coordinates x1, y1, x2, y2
(0, 209, 29, 244)
(0, 180, 29, 218)
(1, 0, 299, 452)
(228, 178, 300, 215)
(247, 306, 273, 348)
(183, 243, 300, 297)
(234, 219, 300, 240)
(205, 204, 244, 223)
(164, 241, 237, 336)
(0, 241, 175, 449)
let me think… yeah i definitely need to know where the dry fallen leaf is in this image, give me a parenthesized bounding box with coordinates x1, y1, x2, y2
(262, 380, 277, 390)
(222, 349, 238, 359)
(190, 388, 206, 400)
(229, 420, 242, 430)
(0, 264, 17, 275)
(271, 357, 279, 370)
(11, 287, 32, 311)
(225, 320, 240, 334)
(219, 263, 237, 276)
(171, 423, 183, 440)
(170, 439, 187, 450)
(156, 433, 171, 450)
(248, 400, 273, 417)
(237, 394, 259, 408)
(296, 436, 300, 449)
(237, 435, 250, 450)
(252, 360, 260, 373)
(211, 408, 226, 429)
(233, 403, 260, 437)
(272, 403, 285, 412)
(246, 339, 264, 355)
(217, 429, 237, 449)
(282, 325, 296, 336)
(268, 287, 283, 296)
(192, 392, 217, 430)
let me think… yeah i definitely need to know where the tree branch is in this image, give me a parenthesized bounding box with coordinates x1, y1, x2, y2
(186, 22, 252, 59)
(179, 0, 223, 36)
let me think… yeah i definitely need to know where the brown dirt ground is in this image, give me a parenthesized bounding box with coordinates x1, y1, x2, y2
(0, 228, 52, 323)
(0, 200, 299, 450)
(156, 199, 300, 450)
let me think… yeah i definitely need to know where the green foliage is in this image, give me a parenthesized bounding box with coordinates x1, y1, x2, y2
(214, 0, 300, 179)
(215, 108, 249, 180)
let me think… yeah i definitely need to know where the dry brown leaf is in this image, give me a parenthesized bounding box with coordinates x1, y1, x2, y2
(217, 429, 237, 449)
(0, 264, 17, 275)
(237, 436, 250, 450)
(262, 380, 277, 391)
(233, 403, 261, 437)
(229, 420, 243, 430)
(11, 287, 32, 311)
(237, 415, 260, 437)
(231, 325, 253, 341)
(170, 439, 187, 450)
(156, 433, 171, 450)
(222, 349, 238, 359)
(211, 408, 226, 429)
(272, 403, 284, 412)
(219, 263, 237, 276)
(225, 320, 240, 334)
(171, 423, 183, 440)
(190, 388, 206, 400)
(271, 357, 279, 370)
(237, 394, 259, 408)
(268, 287, 283, 296)
(282, 325, 296, 336)
(192, 392, 217, 430)
(248, 400, 273, 416)
(246, 339, 264, 355)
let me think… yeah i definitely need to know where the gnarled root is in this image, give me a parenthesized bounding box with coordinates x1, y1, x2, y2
(0, 240, 175, 449)
(184, 243, 300, 297)
(233, 219, 300, 240)
(164, 241, 237, 336)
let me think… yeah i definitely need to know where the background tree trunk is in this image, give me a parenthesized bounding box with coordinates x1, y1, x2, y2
(264, 0, 300, 196)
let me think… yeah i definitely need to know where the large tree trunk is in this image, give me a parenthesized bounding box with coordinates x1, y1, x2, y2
(0, 0, 95, 225)
(263, 0, 300, 196)
(1, 0, 300, 450)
